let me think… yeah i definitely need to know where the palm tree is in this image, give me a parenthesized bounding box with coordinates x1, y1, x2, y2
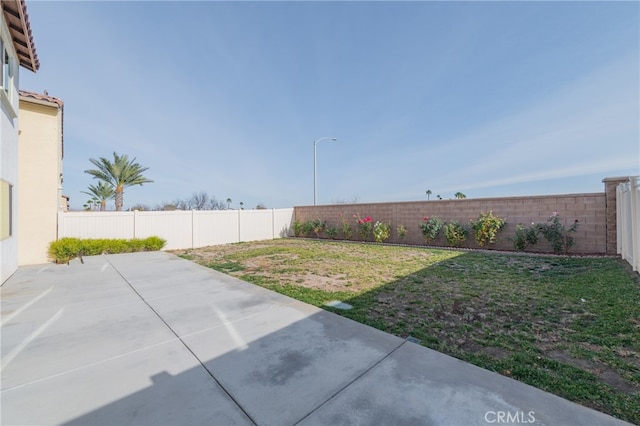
(85, 152, 153, 211)
(239, 201, 244, 210)
(81, 182, 115, 211)
(454, 192, 467, 199)
(426, 189, 432, 200)
(226, 198, 232, 209)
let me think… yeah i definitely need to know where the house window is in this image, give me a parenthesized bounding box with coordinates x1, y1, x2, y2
(1, 180, 12, 240)
(0, 36, 16, 117)
(0, 38, 4, 89)
(0, 37, 13, 94)
(3, 49, 9, 95)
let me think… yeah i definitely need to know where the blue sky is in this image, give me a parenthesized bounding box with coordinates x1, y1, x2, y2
(21, 1, 639, 210)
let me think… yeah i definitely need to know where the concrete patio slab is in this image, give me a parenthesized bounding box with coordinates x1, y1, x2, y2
(1, 251, 632, 426)
(2, 339, 252, 425)
(182, 303, 404, 425)
(300, 340, 627, 426)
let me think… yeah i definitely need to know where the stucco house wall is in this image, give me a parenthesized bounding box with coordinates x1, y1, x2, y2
(1, 14, 21, 282)
(17, 93, 64, 265)
(0, 0, 39, 282)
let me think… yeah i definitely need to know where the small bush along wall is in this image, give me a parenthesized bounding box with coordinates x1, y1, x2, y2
(293, 192, 607, 254)
(48, 236, 166, 264)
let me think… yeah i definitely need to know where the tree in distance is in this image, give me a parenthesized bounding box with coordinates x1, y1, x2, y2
(85, 152, 153, 211)
(81, 181, 115, 211)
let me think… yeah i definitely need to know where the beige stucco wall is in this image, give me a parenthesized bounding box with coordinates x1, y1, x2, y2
(17, 98, 63, 265)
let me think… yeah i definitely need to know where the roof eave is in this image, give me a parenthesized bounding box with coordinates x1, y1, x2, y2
(1, 0, 39, 72)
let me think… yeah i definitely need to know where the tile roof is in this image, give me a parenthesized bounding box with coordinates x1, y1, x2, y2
(1, 0, 39, 72)
(19, 90, 64, 159)
(19, 89, 63, 107)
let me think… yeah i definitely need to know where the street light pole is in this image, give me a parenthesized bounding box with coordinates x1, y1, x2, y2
(313, 136, 337, 205)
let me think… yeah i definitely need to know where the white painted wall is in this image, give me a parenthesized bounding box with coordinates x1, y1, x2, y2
(0, 15, 20, 282)
(0, 105, 18, 282)
(57, 208, 294, 252)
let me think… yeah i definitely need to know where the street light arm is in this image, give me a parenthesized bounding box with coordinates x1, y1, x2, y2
(313, 136, 338, 205)
(314, 136, 337, 147)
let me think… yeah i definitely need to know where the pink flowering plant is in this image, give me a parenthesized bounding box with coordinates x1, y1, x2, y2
(354, 214, 373, 241)
(537, 212, 579, 254)
(419, 216, 444, 243)
(512, 212, 578, 254)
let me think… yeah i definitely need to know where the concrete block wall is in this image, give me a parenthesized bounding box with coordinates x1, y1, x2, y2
(295, 192, 608, 254)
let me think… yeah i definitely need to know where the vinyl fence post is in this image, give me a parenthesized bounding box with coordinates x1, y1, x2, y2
(630, 177, 639, 271)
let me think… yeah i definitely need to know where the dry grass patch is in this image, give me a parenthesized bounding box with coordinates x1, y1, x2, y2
(174, 238, 640, 424)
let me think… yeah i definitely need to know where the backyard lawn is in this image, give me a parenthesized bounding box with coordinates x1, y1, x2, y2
(174, 239, 640, 424)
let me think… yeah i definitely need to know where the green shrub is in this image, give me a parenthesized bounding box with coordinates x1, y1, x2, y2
(512, 224, 539, 251)
(128, 238, 147, 252)
(419, 216, 444, 243)
(292, 220, 303, 237)
(355, 215, 373, 241)
(444, 221, 468, 247)
(537, 213, 579, 254)
(301, 220, 314, 237)
(143, 236, 166, 251)
(470, 211, 506, 247)
(341, 217, 353, 240)
(396, 224, 408, 241)
(310, 219, 327, 238)
(327, 226, 339, 239)
(80, 239, 109, 255)
(373, 221, 391, 243)
(48, 238, 83, 264)
(48, 236, 166, 264)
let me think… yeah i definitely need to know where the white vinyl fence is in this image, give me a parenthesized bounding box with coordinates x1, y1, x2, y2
(617, 177, 640, 272)
(57, 208, 295, 250)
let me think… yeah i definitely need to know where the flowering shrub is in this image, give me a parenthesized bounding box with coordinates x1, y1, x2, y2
(444, 221, 468, 247)
(373, 221, 391, 243)
(537, 212, 579, 254)
(341, 216, 353, 240)
(396, 224, 408, 241)
(470, 211, 506, 247)
(512, 213, 578, 254)
(419, 216, 444, 243)
(354, 214, 373, 241)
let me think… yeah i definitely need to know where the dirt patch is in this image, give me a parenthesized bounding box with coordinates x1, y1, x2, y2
(548, 350, 639, 395)
(459, 341, 510, 360)
(296, 273, 350, 291)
